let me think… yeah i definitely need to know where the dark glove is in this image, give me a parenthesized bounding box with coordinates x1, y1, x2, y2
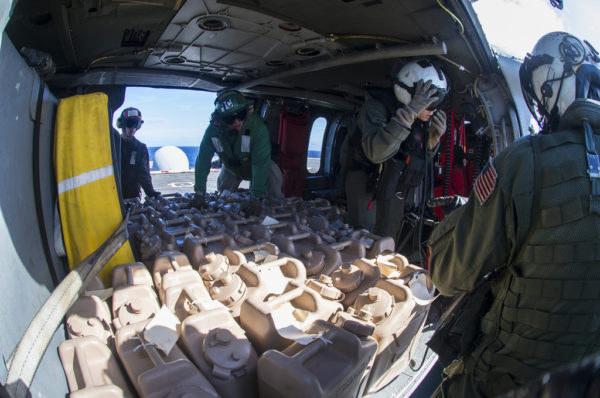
(395, 79, 440, 128)
(243, 197, 263, 217)
(192, 192, 205, 209)
(427, 195, 468, 216)
(428, 110, 447, 149)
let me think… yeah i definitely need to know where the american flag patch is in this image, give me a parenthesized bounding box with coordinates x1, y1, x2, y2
(474, 160, 498, 205)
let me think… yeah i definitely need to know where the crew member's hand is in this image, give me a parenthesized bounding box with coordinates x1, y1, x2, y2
(427, 195, 468, 216)
(394, 79, 439, 128)
(243, 197, 263, 217)
(428, 110, 447, 149)
(192, 191, 205, 209)
(145, 191, 161, 200)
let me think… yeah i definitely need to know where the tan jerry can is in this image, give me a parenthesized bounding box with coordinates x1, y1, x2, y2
(208, 256, 305, 318)
(181, 233, 237, 260)
(253, 220, 298, 241)
(112, 284, 160, 330)
(66, 295, 113, 346)
(209, 255, 306, 318)
(240, 281, 343, 354)
(330, 239, 366, 268)
(198, 252, 233, 281)
(346, 230, 395, 259)
(305, 243, 343, 277)
(58, 335, 134, 397)
(257, 319, 378, 398)
(182, 234, 245, 277)
(238, 256, 306, 296)
(151, 250, 192, 289)
(359, 280, 429, 393)
(159, 266, 211, 321)
(331, 257, 381, 307)
(112, 262, 154, 289)
(305, 274, 345, 302)
(181, 300, 259, 398)
(207, 270, 248, 318)
(115, 319, 220, 398)
(271, 232, 325, 274)
(271, 232, 323, 260)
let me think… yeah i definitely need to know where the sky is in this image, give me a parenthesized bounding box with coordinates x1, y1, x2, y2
(115, 88, 216, 147)
(472, 0, 600, 59)
(115, 0, 600, 148)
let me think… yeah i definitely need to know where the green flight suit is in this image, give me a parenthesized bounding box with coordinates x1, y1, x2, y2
(194, 113, 272, 197)
(428, 100, 600, 397)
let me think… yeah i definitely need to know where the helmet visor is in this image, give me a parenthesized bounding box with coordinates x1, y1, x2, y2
(427, 88, 447, 110)
(519, 53, 555, 126)
(220, 108, 248, 125)
(124, 118, 141, 128)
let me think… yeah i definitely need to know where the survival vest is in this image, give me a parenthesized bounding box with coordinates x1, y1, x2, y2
(470, 125, 600, 393)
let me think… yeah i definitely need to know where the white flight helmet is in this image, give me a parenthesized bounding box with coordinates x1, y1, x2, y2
(393, 59, 449, 108)
(520, 32, 593, 129)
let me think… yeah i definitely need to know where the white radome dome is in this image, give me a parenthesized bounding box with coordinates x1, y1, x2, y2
(153, 145, 189, 172)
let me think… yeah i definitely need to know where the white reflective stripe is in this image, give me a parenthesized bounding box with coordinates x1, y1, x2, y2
(57, 165, 114, 194)
(130, 151, 137, 165)
(241, 135, 251, 153)
(211, 137, 224, 153)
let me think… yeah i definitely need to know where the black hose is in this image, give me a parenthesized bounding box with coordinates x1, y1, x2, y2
(409, 346, 431, 372)
(416, 146, 429, 266)
(32, 79, 61, 287)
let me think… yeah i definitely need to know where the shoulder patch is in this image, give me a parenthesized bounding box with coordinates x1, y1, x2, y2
(474, 160, 498, 205)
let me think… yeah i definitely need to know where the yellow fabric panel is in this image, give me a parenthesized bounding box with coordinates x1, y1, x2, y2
(54, 93, 134, 286)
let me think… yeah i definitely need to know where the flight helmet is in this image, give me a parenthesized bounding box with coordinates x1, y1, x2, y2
(214, 90, 249, 124)
(520, 31, 600, 129)
(393, 59, 449, 109)
(117, 107, 143, 129)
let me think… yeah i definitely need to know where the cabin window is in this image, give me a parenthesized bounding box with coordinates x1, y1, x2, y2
(307, 117, 327, 174)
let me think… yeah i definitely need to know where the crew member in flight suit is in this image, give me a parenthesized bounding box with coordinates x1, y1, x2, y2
(193, 90, 283, 213)
(428, 32, 600, 397)
(118, 107, 161, 200)
(341, 59, 448, 243)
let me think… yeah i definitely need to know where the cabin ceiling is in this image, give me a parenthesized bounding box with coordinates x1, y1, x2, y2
(6, 0, 495, 103)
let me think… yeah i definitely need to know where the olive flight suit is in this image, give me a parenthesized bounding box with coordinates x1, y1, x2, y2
(428, 100, 600, 397)
(341, 87, 438, 238)
(194, 113, 282, 198)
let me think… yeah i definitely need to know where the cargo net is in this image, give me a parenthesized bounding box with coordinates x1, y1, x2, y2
(60, 191, 436, 397)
